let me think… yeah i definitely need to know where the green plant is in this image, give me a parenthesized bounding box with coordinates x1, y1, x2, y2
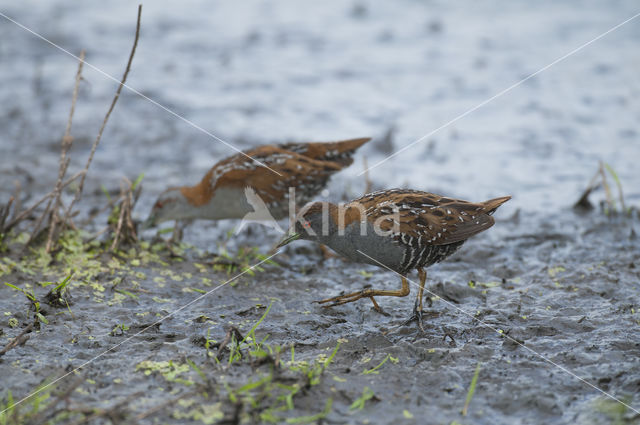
(362, 353, 398, 375)
(462, 362, 481, 416)
(4, 282, 48, 324)
(350, 387, 375, 410)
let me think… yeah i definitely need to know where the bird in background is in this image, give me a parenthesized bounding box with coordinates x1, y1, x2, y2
(277, 188, 511, 329)
(144, 138, 370, 228)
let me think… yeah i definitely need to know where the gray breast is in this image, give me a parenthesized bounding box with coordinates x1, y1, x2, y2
(324, 221, 407, 273)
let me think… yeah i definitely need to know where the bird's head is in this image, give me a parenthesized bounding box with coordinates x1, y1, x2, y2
(276, 202, 336, 247)
(143, 188, 187, 228)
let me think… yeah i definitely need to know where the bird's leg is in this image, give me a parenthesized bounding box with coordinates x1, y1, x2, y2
(170, 219, 191, 244)
(367, 296, 390, 316)
(403, 268, 427, 331)
(315, 277, 410, 315)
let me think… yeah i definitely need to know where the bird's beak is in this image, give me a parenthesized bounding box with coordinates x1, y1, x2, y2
(276, 232, 300, 248)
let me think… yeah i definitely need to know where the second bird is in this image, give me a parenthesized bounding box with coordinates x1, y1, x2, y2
(145, 137, 370, 227)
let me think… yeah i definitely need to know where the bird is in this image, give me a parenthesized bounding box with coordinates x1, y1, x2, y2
(144, 138, 370, 227)
(276, 189, 511, 329)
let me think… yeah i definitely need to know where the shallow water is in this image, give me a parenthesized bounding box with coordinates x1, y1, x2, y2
(1, 1, 639, 424)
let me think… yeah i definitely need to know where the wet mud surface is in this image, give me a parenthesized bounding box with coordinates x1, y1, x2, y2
(1, 1, 640, 424)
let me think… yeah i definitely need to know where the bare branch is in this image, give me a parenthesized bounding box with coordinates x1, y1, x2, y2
(0, 320, 36, 357)
(61, 5, 142, 232)
(46, 49, 85, 252)
(3, 170, 84, 234)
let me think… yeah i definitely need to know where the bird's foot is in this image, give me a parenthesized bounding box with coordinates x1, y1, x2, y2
(402, 310, 425, 332)
(315, 292, 361, 307)
(402, 299, 426, 331)
(315, 289, 388, 315)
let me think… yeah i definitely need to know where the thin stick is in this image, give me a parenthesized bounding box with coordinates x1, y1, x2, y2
(573, 167, 601, 209)
(215, 327, 244, 361)
(10, 180, 22, 223)
(61, 5, 142, 231)
(0, 321, 35, 357)
(0, 196, 13, 231)
(4, 170, 84, 233)
(110, 179, 131, 251)
(21, 197, 53, 253)
(46, 50, 85, 252)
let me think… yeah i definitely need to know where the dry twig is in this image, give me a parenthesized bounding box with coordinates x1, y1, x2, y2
(599, 161, 615, 210)
(0, 196, 13, 231)
(3, 171, 84, 233)
(573, 167, 601, 209)
(45, 50, 85, 252)
(0, 320, 36, 357)
(61, 4, 142, 234)
(10, 181, 22, 223)
(216, 326, 244, 362)
(110, 177, 141, 250)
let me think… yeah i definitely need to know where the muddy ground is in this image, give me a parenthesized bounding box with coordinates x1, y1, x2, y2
(1, 1, 640, 424)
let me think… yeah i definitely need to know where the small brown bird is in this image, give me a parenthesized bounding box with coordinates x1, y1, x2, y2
(145, 138, 370, 227)
(277, 189, 510, 328)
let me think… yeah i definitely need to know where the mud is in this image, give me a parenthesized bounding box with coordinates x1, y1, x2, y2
(1, 1, 640, 424)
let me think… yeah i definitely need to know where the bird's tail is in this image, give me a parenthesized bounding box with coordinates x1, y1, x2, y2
(483, 196, 511, 215)
(286, 137, 371, 166)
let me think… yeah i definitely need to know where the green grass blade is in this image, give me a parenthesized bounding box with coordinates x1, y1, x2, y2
(54, 272, 73, 291)
(362, 353, 390, 375)
(131, 173, 145, 190)
(462, 362, 481, 416)
(604, 162, 626, 213)
(241, 302, 272, 344)
(186, 358, 206, 381)
(324, 342, 340, 369)
(4, 282, 23, 292)
(349, 387, 374, 410)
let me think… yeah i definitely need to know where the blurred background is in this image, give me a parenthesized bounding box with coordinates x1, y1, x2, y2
(1, 0, 639, 220)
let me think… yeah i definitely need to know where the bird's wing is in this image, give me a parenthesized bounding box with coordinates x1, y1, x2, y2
(206, 146, 342, 204)
(278, 137, 370, 166)
(347, 189, 509, 247)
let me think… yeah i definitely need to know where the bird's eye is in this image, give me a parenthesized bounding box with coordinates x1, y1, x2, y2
(154, 201, 164, 209)
(303, 220, 311, 229)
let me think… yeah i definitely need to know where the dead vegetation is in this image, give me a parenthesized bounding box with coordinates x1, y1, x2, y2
(0, 5, 142, 257)
(574, 161, 633, 216)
